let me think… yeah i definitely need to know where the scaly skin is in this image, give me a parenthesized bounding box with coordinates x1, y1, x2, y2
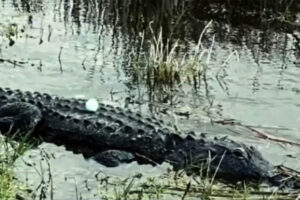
(0, 87, 299, 189)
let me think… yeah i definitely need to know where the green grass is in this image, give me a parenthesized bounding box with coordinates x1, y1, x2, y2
(0, 168, 15, 200)
(0, 140, 19, 199)
(96, 171, 299, 200)
(95, 154, 299, 200)
(0, 134, 34, 200)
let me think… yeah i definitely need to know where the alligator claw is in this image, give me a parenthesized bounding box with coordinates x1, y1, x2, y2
(92, 150, 135, 167)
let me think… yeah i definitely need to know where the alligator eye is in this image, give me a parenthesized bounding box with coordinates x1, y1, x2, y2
(232, 148, 246, 159)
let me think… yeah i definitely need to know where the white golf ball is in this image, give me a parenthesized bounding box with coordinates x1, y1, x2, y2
(85, 98, 99, 112)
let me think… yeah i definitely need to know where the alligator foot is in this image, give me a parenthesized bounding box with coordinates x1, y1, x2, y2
(92, 150, 135, 167)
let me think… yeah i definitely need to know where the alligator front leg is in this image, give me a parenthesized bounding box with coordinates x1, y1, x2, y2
(0, 102, 42, 135)
(92, 150, 136, 167)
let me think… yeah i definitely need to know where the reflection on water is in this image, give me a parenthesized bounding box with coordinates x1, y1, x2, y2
(0, 0, 300, 199)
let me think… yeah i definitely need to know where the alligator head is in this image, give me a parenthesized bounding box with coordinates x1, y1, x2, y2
(166, 135, 300, 188)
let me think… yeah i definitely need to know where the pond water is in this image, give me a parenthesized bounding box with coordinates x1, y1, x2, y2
(0, 0, 300, 199)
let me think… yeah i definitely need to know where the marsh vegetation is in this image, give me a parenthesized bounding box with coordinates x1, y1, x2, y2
(0, 135, 34, 200)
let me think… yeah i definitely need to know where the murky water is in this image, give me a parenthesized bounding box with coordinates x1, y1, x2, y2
(0, 0, 300, 199)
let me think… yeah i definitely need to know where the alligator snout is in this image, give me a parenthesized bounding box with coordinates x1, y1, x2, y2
(267, 166, 300, 189)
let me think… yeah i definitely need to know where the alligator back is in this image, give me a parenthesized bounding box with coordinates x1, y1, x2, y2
(0, 87, 177, 163)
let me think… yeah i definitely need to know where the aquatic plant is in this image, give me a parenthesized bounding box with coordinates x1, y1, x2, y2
(128, 21, 214, 105)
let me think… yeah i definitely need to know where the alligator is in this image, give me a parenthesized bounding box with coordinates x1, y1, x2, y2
(0, 87, 299, 189)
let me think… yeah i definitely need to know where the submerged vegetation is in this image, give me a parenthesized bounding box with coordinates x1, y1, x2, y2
(128, 21, 215, 104)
